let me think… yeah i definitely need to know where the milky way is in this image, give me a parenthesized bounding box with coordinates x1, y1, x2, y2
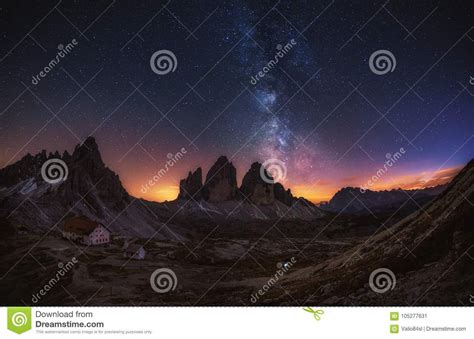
(0, 0, 472, 202)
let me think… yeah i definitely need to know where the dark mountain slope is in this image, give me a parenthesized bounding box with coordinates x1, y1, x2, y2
(321, 184, 448, 215)
(273, 160, 474, 305)
(0, 138, 323, 237)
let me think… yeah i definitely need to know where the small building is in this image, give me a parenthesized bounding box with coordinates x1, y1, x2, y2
(123, 241, 146, 260)
(63, 216, 111, 246)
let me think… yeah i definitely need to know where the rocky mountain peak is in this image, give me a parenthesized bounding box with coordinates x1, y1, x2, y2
(323, 184, 449, 214)
(176, 159, 306, 206)
(273, 182, 295, 206)
(0, 137, 130, 214)
(240, 162, 275, 205)
(72, 136, 104, 167)
(0, 150, 48, 187)
(59, 137, 129, 212)
(202, 156, 237, 202)
(178, 168, 203, 199)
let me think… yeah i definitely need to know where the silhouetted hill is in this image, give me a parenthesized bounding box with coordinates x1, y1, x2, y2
(0, 138, 324, 237)
(276, 159, 474, 305)
(321, 184, 448, 215)
(178, 159, 312, 208)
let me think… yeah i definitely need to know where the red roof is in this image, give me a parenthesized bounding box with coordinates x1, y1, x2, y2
(63, 216, 103, 235)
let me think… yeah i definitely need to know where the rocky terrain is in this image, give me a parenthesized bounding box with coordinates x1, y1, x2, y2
(0, 137, 472, 306)
(276, 159, 474, 306)
(178, 157, 309, 208)
(0, 137, 322, 237)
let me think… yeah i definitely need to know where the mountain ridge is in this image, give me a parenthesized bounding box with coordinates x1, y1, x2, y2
(320, 184, 448, 215)
(178, 158, 309, 208)
(1, 137, 451, 209)
(0, 137, 324, 236)
(259, 159, 474, 305)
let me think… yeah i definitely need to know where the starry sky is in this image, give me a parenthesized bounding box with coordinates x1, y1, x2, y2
(0, 0, 473, 202)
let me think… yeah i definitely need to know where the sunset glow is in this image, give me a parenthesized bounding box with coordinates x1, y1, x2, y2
(123, 164, 463, 204)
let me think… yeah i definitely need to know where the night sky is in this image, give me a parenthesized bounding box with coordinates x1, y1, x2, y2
(0, 0, 473, 202)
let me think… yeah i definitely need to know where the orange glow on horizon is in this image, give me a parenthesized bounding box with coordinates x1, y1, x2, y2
(366, 166, 461, 191)
(123, 166, 462, 204)
(128, 184, 180, 202)
(291, 185, 337, 204)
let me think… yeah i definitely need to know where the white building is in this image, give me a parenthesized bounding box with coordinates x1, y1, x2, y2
(63, 216, 111, 246)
